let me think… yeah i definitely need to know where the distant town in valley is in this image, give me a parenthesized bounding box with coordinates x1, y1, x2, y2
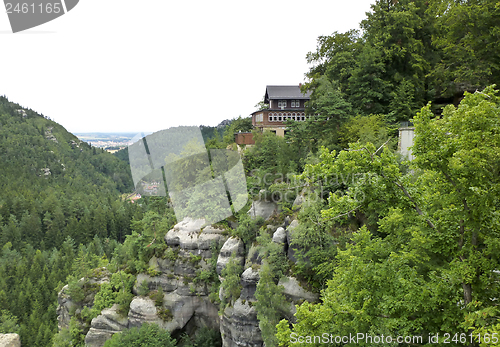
(74, 132, 150, 152)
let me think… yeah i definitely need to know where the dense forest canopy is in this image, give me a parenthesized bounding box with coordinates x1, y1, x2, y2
(277, 87, 500, 346)
(0, 95, 141, 345)
(289, 0, 500, 152)
(0, 0, 499, 346)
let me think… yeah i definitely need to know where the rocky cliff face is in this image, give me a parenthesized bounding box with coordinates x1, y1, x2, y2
(218, 254, 263, 347)
(0, 334, 21, 347)
(57, 269, 111, 332)
(57, 213, 319, 347)
(216, 218, 318, 347)
(85, 304, 128, 347)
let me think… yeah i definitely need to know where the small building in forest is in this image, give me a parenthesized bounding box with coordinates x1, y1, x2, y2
(250, 85, 312, 137)
(235, 85, 311, 146)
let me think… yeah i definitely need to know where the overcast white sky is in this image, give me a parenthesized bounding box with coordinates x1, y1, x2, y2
(0, 0, 375, 133)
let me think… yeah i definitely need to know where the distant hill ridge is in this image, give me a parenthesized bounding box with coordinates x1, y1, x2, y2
(0, 95, 133, 195)
(0, 95, 137, 249)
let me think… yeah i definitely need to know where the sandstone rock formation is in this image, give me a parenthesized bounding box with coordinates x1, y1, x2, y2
(0, 334, 21, 347)
(56, 212, 320, 347)
(272, 227, 287, 244)
(57, 268, 111, 331)
(128, 297, 163, 328)
(216, 237, 245, 276)
(220, 299, 263, 347)
(73, 218, 226, 347)
(248, 200, 277, 220)
(240, 267, 260, 301)
(85, 305, 128, 347)
(56, 284, 76, 331)
(279, 276, 319, 303)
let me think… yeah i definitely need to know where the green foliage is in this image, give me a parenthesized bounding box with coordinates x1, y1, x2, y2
(78, 270, 136, 320)
(303, 0, 500, 136)
(178, 327, 222, 347)
(194, 269, 212, 284)
(204, 240, 223, 304)
(279, 87, 500, 344)
(113, 209, 176, 274)
(69, 316, 85, 347)
(146, 267, 161, 277)
(90, 282, 116, 318)
(150, 286, 164, 307)
(0, 309, 19, 334)
(162, 138, 239, 222)
(102, 323, 176, 347)
(287, 201, 338, 289)
(462, 303, 500, 347)
(164, 247, 178, 262)
(52, 327, 72, 347)
(337, 114, 395, 150)
(0, 96, 136, 250)
(157, 307, 173, 322)
(255, 229, 289, 280)
(302, 75, 353, 149)
(233, 214, 265, 250)
(66, 275, 86, 304)
(110, 271, 136, 316)
(244, 132, 300, 196)
(254, 99, 269, 112)
(137, 280, 150, 296)
(188, 253, 202, 265)
(220, 254, 243, 311)
(204, 117, 252, 149)
(192, 327, 222, 347)
(80, 306, 93, 323)
(202, 117, 253, 149)
(0, 235, 122, 347)
(254, 262, 286, 347)
(428, 0, 500, 96)
(222, 116, 253, 145)
(1, 6, 499, 344)
(115, 290, 134, 317)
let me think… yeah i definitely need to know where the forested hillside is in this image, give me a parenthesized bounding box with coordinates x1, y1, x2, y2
(0, 96, 135, 248)
(287, 0, 500, 151)
(0, 96, 142, 346)
(0, 0, 499, 346)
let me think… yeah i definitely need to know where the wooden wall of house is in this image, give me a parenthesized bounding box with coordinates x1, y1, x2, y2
(234, 132, 255, 145)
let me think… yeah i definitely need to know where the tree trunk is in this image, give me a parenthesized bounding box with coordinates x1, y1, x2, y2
(463, 282, 472, 305)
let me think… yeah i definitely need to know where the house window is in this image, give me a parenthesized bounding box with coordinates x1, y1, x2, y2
(278, 100, 287, 108)
(255, 113, 263, 122)
(291, 100, 300, 107)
